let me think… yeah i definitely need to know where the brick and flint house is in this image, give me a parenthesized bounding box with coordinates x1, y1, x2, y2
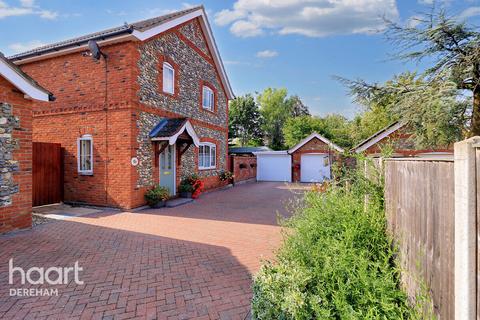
(0, 53, 54, 233)
(9, 6, 234, 209)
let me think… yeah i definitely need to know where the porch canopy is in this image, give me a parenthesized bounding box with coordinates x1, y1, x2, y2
(149, 118, 200, 166)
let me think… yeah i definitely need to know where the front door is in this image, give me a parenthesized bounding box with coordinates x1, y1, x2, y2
(159, 144, 176, 196)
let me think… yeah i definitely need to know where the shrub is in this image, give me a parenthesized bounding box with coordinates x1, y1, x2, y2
(252, 165, 419, 319)
(144, 186, 170, 207)
(178, 183, 194, 193)
(219, 170, 234, 181)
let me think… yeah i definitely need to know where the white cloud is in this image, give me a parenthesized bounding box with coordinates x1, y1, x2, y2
(458, 6, 480, 20)
(0, 0, 57, 19)
(214, 0, 399, 38)
(8, 40, 46, 53)
(256, 49, 278, 58)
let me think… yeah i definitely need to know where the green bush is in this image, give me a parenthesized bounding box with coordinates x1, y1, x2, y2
(252, 168, 418, 319)
(144, 186, 170, 207)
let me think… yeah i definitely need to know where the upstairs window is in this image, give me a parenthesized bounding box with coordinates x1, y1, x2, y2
(199, 143, 216, 169)
(163, 62, 175, 94)
(202, 85, 214, 111)
(78, 135, 93, 175)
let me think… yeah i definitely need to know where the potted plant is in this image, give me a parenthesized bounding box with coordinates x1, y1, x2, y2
(144, 186, 170, 208)
(179, 174, 204, 199)
(179, 182, 194, 198)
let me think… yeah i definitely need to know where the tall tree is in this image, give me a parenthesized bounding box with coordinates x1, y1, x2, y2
(384, 8, 480, 135)
(283, 116, 326, 148)
(228, 94, 264, 146)
(283, 114, 353, 149)
(258, 88, 291, 150)
(286, 95, 310, 117)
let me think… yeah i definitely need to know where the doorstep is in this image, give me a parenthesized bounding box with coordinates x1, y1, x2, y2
(166, 197, 194, 208)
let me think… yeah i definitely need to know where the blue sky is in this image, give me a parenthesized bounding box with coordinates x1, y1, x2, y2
(0, 0, 478, 118)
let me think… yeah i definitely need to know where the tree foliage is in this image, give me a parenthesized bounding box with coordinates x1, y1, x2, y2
(258, 88, 310, 150)
(383, 7, 480, 136)
(340, 72, 468, 148)
(283, 114, 354, 149)
(228, 94, 264, 146)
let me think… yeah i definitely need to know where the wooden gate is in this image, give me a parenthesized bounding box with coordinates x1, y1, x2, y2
(32, 142, 63, 206)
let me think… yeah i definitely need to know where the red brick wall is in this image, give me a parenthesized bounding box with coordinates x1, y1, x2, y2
(20, 42, 138, 209)
(33, 108, 135, 208)
(230, 155, 256, 183)
(0, 77, 33, 233)
(291, 137, 339, 182)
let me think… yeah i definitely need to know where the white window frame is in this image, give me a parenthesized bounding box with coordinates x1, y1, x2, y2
(77, 134, 93, 175)
(198, 142, 216, 170)
(162, 62, 175, 94)
(202, 85, 214, 111)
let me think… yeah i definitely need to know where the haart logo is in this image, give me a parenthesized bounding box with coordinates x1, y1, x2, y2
(8, 258, 84, 297)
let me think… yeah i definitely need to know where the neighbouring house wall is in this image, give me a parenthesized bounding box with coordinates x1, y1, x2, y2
(0, 77, 32, 233)
(230, 155, 256, 183)
(291, 137, 341, 182)
(363, 126, 452, 157)
(21, 43, 138, 209)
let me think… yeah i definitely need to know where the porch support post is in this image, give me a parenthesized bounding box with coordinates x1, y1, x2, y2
(154, 142, 168, 168)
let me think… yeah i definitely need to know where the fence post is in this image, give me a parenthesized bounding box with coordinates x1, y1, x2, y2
(454, 137, 480, 320)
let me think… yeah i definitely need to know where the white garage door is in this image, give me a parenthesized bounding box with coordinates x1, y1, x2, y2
(301, 153, 330, 182)
(256, 153, 291, 182)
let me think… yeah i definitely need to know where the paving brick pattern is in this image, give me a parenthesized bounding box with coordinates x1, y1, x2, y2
(0, 182, 295, 319)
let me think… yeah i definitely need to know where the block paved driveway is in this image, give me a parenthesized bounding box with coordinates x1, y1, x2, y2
(0, 182, 299, 320)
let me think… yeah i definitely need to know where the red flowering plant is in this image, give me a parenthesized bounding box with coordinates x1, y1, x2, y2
(180, 174, 204, 199)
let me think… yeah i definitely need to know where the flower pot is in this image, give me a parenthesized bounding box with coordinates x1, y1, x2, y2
(149, 200, 166, 208)
(180, 192, 192, 198)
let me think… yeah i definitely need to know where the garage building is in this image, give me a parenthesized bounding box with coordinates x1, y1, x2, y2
(255, 132, 344, 183)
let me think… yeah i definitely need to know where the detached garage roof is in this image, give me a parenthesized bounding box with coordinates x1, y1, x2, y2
(0, 52, 54, 101)
(288, 132, 344, 153)
(352, 122, 405, 153)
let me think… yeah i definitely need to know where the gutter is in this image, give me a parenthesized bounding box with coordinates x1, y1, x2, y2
(10, 27, 134, 62)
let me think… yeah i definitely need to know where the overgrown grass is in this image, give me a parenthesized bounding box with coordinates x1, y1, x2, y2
(252, 167, 420, 319)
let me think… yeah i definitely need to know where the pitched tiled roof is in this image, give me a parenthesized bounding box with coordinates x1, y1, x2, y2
(9, 6, 203, 61)
(352, 121, 404, 153)
(149, 118, 188, 138)
(0, 52, 54, 101)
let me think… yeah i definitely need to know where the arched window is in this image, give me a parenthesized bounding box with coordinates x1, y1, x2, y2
(163, 62, 175, 94)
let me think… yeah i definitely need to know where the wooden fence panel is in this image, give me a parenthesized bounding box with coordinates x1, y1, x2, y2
(32, 142, 63, 207)
(385, 159, 454, 319)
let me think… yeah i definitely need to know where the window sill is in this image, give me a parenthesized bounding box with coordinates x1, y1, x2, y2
(201, 106, 216, 114)
(199, 167, 216, 171)
(79, 172, 93, 176)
